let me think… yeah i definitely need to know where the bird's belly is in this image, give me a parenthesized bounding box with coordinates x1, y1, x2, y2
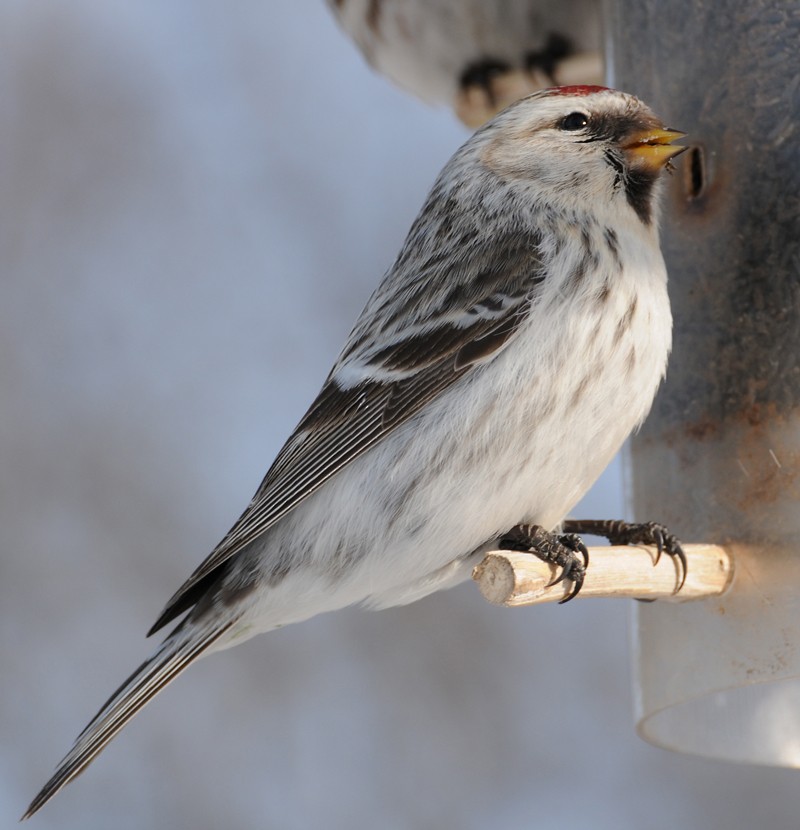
(241, 272, 670, 622)
(281, 341, 649, 603)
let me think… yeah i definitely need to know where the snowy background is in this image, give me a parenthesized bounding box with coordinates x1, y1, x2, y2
(3, 1, 798, 828)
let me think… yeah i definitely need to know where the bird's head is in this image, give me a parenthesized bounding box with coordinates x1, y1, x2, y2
(476, 86, 686, 227)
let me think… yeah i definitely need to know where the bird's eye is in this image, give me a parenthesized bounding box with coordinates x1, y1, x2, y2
(559, 112, 589, 131)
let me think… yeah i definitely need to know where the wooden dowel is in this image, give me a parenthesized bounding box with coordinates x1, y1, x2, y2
(472, 544, 733, 607)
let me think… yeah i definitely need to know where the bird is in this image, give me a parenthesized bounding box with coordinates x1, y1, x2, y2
(24, 86, 686, 819)
(326, 0, 604, 125)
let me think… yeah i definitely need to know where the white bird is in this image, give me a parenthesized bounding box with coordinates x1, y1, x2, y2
(25, 86, 685, 819)
(327, 0, 604, 125)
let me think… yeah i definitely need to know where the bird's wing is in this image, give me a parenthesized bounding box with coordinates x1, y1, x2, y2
(150, 230, 544, 633)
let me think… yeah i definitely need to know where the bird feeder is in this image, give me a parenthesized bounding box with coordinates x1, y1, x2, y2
(476, 0, 800, 768)
(608, 0, 800, 767)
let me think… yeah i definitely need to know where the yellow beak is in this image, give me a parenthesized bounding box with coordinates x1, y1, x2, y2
(623, 128, 687, 171)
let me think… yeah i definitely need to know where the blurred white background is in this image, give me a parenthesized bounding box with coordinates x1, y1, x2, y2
(3, 1, 798, 828)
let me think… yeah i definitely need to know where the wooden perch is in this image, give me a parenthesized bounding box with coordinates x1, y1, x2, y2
(472, 544, 733, 607)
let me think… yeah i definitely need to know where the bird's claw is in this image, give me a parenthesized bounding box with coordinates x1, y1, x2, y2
(562, 519, 687, 592)
(524, 33, 572, 81)
(609, 521, 687, 591)
(459, 58, 513, 107)
(499, 524, 589, 603)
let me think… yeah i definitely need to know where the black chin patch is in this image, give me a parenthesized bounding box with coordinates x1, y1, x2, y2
(590, 109, 663, 226)
(624, 168, 657, 225)
(601, 149, 656, 225)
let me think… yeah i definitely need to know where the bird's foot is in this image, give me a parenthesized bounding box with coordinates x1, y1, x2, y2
(499, 523, 589, 603)
(455, 37, 604, 129)
(524, 33, 572, 82)
(456, 59, 540, 128)
(525, 33, 604, 100)
(562, 519, 687, 591)
(459, 59, 512, 106)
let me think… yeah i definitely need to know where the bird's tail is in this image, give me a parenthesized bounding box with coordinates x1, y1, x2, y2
(23, 618, 235, 820)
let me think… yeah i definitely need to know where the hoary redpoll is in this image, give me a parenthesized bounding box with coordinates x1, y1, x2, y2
(25, 86, 686, 818)
(327, 0, 603, 125)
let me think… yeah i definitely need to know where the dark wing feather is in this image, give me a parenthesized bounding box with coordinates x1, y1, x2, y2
(150, 233, 545, 634)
